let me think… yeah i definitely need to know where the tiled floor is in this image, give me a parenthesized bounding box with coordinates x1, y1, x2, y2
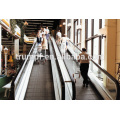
(64, 52, 103, 100)
(24, 58, 55, 100)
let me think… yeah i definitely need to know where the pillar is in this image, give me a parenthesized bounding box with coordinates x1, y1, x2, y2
(5, 53, 7, 75)
(14, 39, 19, 58)
(70, 19, 74, 42)
(65, 19, 67, 36)
(104, 19, 117, 77)
(103, 19, 117, 86)
(116, 20, 120, 79)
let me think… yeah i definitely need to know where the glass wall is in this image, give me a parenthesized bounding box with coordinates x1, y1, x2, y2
(93, 19, 99, 63)
(88, 19, 92, 38)
(73, 19, 82, 48)
(94, 19, 99, 35)
(101, 19, 105, 68)
(93, 38, 99, 64)
(101, 38, 105, 68)
(86, 19, 105, 68)
(87, 41, 91, 55)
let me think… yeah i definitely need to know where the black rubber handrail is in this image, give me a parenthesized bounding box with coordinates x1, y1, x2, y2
(69, 40, 120, 100)
(50, 38, 65, 100)
(9, 42, 36, 100)
(53, 38, 76, 100)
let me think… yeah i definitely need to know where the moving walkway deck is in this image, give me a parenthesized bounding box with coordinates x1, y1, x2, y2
(25, 53, 55, 100)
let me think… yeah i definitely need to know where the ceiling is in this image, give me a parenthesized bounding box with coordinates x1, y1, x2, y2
(22, 19, 61, 37)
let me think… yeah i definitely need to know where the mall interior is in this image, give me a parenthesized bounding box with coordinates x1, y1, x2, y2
(0, 19, 120, 100)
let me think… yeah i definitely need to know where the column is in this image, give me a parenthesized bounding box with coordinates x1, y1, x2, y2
(5, 52, 7, 75)
(14, 39, 19, 58)
(65, 19, 67, 36)
(70, 19, 74, 42)
(103, 19, 117, 86)
(116, 20, 120, 79)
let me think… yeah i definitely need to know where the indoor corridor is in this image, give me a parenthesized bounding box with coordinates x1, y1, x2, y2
(0, 19, 120, 100)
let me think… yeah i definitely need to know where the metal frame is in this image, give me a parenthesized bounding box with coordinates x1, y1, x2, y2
(50, 38, 65, 100)
(56, 42, 76, 100)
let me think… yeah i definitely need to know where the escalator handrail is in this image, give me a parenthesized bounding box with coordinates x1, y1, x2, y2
(53, 38, 76, 100)
(69, 40, 120, 100)
(50, 38, 65, 100)
(9, 42, 36, 100)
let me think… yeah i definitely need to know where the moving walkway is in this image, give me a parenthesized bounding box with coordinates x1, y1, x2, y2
(64, 39, 120, 100)
(7, 37, 75, 100)
(5, 36, 120, 100)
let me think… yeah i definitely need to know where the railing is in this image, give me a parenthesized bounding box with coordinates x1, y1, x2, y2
(68, 40, 120, 100)
(49, 39, 65, 100)
(56, 42, 76, 100)
(52, 37, 76, 100)
(9, 42, 36, 100)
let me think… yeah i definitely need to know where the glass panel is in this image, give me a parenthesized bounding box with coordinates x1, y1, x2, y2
(68, 41, 81, 57)
(94, 19, 99, 35)
(89, 61, 117, 100)
(87, 41, 91, 56)
(88, 19, 92, 38)
(93, 38, 99, 64)
(101, 38, 105, 68)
